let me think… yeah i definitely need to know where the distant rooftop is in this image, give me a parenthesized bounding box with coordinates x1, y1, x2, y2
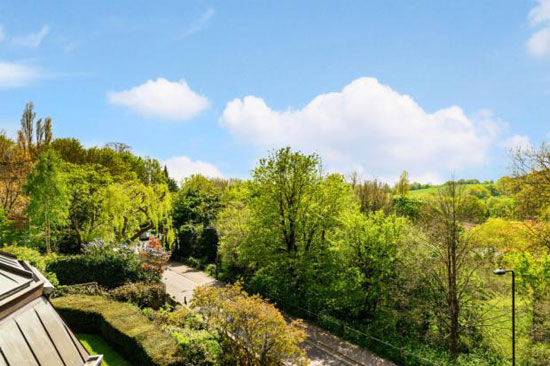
(0, 250, 102, 366)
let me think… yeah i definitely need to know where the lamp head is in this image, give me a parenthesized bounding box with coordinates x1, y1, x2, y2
(493, 268, 508, 275)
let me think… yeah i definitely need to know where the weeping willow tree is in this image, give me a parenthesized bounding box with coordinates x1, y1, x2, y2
(103, 181, 174, 246)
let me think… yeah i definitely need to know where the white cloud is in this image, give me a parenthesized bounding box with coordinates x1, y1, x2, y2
(527, 1, 550, 57)
(530, 0, 550, 25)
(163, 156, 223, 182)
(180, 8, 215, 38)
(11, 26, 50, 48)
(527, 27, 550, 57)
(108, 78, 210, 121)
(0, 61, 41, 87)
(221, 77, 503, 182)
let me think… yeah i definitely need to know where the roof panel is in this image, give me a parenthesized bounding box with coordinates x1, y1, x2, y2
(0, 320, 40, 366)
(16, 307, 65, 366)
(34, 298, 88, 366)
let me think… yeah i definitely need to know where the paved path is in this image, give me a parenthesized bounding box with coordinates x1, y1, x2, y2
(162, 261, 395, 366)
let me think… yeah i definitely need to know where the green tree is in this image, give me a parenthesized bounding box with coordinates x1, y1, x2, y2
(102, 181, 174, 245)
(419, 181, 483, 356)
(338, 211, 408, 321)
(24, 150, 69, 253)
(173, 175, 222, 228)
(216, 181, 252, 274)
(164, 166, 179, 192)
(239, 148, 354, 304)
(51, 138, 88, 164)
(172, 175, 222, 260)
(395, 170, 410, 195)
(61, 163, 112, 252)
(17, 102, 53, 160)
(352, 178, 392, 214)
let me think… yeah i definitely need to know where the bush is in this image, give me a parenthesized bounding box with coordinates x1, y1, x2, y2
(172, 329, 222, 366)
(47, 252, 156, 288)
(143, 306, 205, 330)
(1, 245, 59, 285)
(521, 343, 550, 366)
(53, 295, 185, 366)
(110, 281, 167, 309)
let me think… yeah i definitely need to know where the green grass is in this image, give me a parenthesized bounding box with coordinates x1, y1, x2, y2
(78, 333, 131, 366)
(409, 183, 493, 197)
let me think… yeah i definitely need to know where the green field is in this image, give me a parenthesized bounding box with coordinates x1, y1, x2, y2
(77, 333, 131, 366)
(409, 183, 493, 198)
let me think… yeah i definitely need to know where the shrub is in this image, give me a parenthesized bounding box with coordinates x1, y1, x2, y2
(53, 295, 184, 366)
(144, 306, 205, 330)
(53, 283, 107, 298)
(140, 237, 171, 276)
(47, 252, 156, 288)
(110, 281, 166, 309)
(521, 343, 550, 366)
(1, 245, 59, 285)
(172, 329, 222, 366)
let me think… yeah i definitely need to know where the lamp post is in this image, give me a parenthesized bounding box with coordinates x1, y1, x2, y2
(493, 268, 515, 366)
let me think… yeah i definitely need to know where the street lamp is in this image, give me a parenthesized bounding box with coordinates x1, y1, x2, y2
(493, 268, 515, 366)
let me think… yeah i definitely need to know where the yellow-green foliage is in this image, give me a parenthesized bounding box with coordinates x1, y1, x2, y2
(53, 295, 184, 366)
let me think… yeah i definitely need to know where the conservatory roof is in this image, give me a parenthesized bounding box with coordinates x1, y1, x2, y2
(0, 250, 102, 366)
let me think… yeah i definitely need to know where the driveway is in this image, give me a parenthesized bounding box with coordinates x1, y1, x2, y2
(162, 261, 395, 366)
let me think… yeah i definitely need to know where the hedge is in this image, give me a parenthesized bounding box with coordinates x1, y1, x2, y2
(53, 295, 185, 366)
(109, 281, 166, 309)
(47, 253, 157, 288)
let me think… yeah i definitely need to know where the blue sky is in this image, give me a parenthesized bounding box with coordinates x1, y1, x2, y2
(1, 1, 550, 183)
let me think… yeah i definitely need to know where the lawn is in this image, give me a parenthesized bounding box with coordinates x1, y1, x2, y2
(77, 333, 131, 366)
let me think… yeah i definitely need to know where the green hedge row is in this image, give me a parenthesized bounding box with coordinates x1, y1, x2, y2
(53, 295, 185, 366)
(47, 253, 157, 288)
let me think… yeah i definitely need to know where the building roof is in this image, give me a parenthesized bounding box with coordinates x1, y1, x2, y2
(0, 250, 102, 366)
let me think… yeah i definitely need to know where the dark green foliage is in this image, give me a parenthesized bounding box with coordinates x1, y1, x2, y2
(0, 208, 17, 244)
(53, 295, 185, 366)
(409, 182, 434, 190)
(164, 166, 179, 193)
(174, 224, 219, 262)
(47, 252, 157, 288)
(51, 138, 88, 164)
(175, 224, 199, 258)
(109, 281, 167, 309)
(392, 195, 422, 219)
(172, 175, 222, 228)
(197, 226, 218, 263)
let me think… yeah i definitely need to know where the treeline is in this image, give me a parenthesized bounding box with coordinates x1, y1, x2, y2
(0, 102, 174, 252)
(2, 103, 550, 365)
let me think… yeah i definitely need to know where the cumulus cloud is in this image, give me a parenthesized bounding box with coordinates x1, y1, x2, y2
(0, 61, 41, 88)
(530, 0, 550, 25)
(163, 156, 223, 182)
(528, 28, 550, 57)
(11, 26, 50, 48)
(108, 78, 210, 121)
(221, 77, 502, 183)
(527, 0, 550, 57)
